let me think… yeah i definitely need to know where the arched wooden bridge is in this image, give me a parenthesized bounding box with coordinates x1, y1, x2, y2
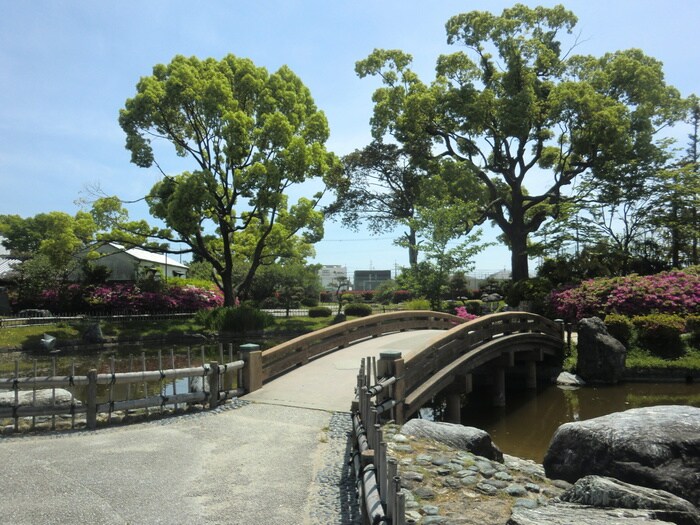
(244, 310, 565, 422)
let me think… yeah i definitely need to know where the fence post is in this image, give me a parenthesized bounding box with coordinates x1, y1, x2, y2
(87, 369, 97, 430)
(239, 344, 263, 393)
(209, 362, 220, 409)
(379, 351, 405, 424)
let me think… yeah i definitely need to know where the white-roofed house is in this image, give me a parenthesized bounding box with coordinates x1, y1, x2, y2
(82, 243, 188, 281)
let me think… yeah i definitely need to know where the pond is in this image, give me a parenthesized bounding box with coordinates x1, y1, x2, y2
(455, 381, 700, 463)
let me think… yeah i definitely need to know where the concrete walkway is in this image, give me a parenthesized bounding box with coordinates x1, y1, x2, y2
(0, 330, 442, 525)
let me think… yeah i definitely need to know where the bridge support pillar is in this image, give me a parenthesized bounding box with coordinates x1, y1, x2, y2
(526, 360, 537, 389)
(446, 393, 461, 424)
(493, 367, 506, 407)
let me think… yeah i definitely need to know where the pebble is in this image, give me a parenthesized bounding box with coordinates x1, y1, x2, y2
(505, 484, 528, 497)
(513, 498, 539, 509)
(422, 505, 440, 515)
(476, 481, 499, 495)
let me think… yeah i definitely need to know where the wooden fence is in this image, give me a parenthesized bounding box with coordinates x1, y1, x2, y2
(0, 344, 260, 431)
(0, 311, 197, 329)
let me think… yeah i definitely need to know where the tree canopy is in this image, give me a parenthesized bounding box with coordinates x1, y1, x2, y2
(356, 4, 684, 281)
(106, 54, 342, 305)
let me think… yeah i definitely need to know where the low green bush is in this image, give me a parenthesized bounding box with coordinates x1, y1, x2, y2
(204, 306, 275, 333)
(604, 313, 634, 347)
(308, 306, 332, 318)
(344, 303, 373, 317)
(632, 313, 686, 359)
(464, 300, 482, 315)
(301, 297, 319, 307)
(404, 299, 431, 310)
(686, 314, 700, 347)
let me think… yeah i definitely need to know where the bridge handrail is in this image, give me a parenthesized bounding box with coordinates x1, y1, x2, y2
(402, 312, 562, 395)
(260, 310, 462, 382)
(351, 311, 564, 523)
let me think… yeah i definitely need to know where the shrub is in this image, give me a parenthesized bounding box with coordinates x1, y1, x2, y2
(686, 314, 700, 347)
(259, 296, 280, 309)
(344, 303, 373, 317)
(301, 297, 319, 307)
(505, 277, 553, 315)
(340, 292, 355, 303)
(632, 313, 686, 359)
(205, 306, 275, 333)
(404, 298, 431, 310)
(604, 314, 634, 347)
(464, 300, 482, 315)
(454, 306, 478, 321)
(319, 291, 334, 303)
(361, 290, 375, 302)
(548, 270, 700, 321)
(308, 306, 332, 318)
(392, 289, 413, 303)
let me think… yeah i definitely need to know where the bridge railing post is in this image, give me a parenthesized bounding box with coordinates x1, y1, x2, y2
(239, 344, 263, 393)
(378, 351, 405, 424)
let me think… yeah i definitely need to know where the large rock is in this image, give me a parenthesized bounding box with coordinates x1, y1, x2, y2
(508, 503, 674, 525)
(543, 405, 700, 506)
(0, 389, 81, 408)
(577, 316, 626, 383)
(83, 321, 105, 344)
(561, 476, 700, 525)
(400, 419, 503, 462)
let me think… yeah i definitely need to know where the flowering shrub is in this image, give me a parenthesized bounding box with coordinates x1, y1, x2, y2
(392, 290, 413, 303)
(454, 306, 478, 321)
(548, 270, 700, 322)
(38, 282, 223, 314)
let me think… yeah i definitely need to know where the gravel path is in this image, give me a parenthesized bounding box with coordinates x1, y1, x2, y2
(306, 412, 362, 525)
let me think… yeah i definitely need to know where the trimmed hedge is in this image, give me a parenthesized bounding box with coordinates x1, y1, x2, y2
(632, 313, 686, 359)
(308, 306, 332, 318)
(202, 306, 275, 333)
(604, 313, 634, 347)
(344, 303, 373, 317)
(685, 314, 700, 347)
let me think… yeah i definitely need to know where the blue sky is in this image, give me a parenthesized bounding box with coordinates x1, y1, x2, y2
(1, 1, 698, 277)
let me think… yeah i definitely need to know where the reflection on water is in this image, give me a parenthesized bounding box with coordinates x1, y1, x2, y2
(459, 382, 700, 463)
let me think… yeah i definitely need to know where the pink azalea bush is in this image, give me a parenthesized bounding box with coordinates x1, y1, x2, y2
(548, 270, 700, 322)
(454, 306, 478, 321)
(39, 282, 223, 314)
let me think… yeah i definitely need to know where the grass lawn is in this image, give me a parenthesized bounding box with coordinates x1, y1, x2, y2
(563, 341, 700, 372)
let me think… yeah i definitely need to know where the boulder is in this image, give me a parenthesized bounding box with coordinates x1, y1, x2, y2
(400, 419, 503, 462)
(543, 405, 700, 506)
(83, 322, 105, 344)
(556, 371, 586, 387)
(576, 317, 626, 383)
(508, 503, 674, 525)
(0, 389, 81, 408)
(561, 476, 700, 525)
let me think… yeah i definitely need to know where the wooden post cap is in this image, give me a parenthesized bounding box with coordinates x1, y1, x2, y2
(379, 350, 402, 359)
(239, 343, 260, 353)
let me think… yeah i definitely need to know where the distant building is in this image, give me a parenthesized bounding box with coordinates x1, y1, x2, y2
(78, 243, 188, 281)
(318, 265, 348, 290)
(353, 270, 391, 291)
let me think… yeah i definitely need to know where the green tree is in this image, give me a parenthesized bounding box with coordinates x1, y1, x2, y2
(398, 201, 487, 310)
(0, 211, 96, 267)
(112, 54, 341, 306)
(356, 4, 683, 282)
(327, 142, 427, 267)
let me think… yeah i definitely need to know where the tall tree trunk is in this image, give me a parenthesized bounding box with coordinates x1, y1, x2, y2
(220, 270, 235, 307)
(407, 228, 418, 267)
(510, 229, 530, 282)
